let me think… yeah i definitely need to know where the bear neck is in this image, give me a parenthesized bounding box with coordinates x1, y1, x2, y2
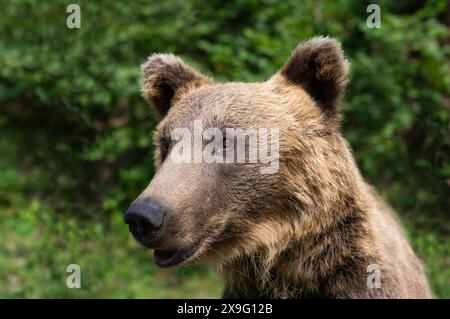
(221, 138, 381, 298)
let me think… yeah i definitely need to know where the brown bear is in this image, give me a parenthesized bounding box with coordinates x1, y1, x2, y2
(124, 36, 432, 299)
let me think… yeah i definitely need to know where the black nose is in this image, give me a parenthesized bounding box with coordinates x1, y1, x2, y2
(124, 200, 165, 245)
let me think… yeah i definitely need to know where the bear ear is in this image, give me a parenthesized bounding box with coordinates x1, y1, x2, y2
(141, 54, 211, 115)
(279, 36, 349, 119)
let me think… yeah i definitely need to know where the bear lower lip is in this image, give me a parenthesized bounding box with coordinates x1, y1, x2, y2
(153, 244, 199, 268)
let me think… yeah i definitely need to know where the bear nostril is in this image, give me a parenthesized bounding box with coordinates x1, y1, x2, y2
(125, 214, 156, 239)
(128, 219, 144, 237)
(124, 200, 165, 244)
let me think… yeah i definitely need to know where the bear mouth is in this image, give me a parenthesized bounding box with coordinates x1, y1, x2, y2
(153, 243, 200, 268)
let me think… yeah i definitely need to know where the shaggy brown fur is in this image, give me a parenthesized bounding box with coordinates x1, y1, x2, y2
(131, 36, 432, 298)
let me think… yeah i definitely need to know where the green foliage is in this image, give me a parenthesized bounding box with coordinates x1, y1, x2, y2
(0, 0, 448, 297)
(0, 134, 222, 298)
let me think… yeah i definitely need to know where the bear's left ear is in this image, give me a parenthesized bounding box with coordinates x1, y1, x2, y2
(141, 54, 211, 115)
(279, 36, 349, 119)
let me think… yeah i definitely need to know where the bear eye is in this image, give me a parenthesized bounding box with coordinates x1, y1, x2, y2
(160, 137, 170, 160)
(223, 136, 233, 150)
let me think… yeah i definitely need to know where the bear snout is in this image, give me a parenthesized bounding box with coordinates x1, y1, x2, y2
(124, 200, 166, 248)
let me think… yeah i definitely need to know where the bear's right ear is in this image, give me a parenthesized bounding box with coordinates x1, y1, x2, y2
(141, 54, 211, 115)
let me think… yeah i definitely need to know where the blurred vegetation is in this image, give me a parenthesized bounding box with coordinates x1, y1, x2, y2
(0, 0, 449, 298)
